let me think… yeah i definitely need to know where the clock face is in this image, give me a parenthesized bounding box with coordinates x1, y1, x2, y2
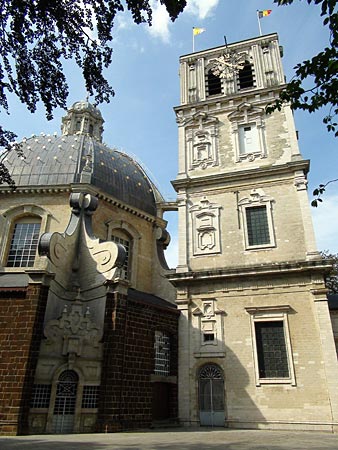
(211, 51, 247, 80)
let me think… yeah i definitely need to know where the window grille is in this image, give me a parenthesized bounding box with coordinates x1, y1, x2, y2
(246, 206, 270, 246)
(30, 384, 52, 409)
(82, 386, 99, 409)
(7, 222, 41, 267)
(111, 234, 130, 279)
(206, 69, 222, 96)
(53, 370, 78, 415)
(255, 321, 289, 378)
(154, 331, 170, 376)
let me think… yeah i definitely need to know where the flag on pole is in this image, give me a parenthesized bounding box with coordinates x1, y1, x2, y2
(258, 10, 272, 18)
(192, 27, 206, 52)
(193, 27, 206, 36)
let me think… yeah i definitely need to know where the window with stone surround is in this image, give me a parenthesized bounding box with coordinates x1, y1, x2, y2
(111, 233, 130, 280)
(228, 103, 266, 163)
(238, 189, 275, 250)
(6, 218, 41, 267)
(154, 331, 170, 376)
(246, 306, 296, 386)
(106, 220, 140, 287)
(0, 204, 51, 269)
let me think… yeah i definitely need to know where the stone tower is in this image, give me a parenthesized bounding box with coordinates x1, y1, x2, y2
(169, 33, 338, 431)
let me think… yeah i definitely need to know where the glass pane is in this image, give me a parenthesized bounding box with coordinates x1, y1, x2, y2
(199, 379, 212, 411)
(255, 321, 289, 378)
(246, 206, 270, 246)
(212, 380, 225, 411)
(7, 222, 41, 267)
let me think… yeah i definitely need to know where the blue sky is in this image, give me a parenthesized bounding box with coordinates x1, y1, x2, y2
(2, 0, 338, 265)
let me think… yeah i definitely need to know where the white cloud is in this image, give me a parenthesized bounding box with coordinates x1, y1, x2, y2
(147, 1, 171, 43)
(312, 193, 338, 253)
(185, 0, 220, 19)
(148, 0, 220, 43)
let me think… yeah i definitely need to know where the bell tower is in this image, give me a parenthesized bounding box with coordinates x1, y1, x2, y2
(169, 34, 338, 431)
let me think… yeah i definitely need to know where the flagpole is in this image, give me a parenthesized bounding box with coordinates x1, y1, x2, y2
(256, 10, 262, 36)
(192, 28, 195, 52)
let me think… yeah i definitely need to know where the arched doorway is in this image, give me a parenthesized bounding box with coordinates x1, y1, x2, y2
(52, 370, 79, 433)
(199, 364, 225, 426)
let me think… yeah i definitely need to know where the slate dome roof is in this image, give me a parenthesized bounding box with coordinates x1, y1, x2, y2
(5, 101, 161, 216)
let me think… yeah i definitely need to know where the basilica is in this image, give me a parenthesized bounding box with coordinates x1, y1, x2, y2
(0, 33, 338, 435)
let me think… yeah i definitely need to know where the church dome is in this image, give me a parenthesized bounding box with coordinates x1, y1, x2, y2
(5, 102, 160, 216)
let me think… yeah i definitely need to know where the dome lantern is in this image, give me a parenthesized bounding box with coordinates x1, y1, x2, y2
(61, 100, 104, 142)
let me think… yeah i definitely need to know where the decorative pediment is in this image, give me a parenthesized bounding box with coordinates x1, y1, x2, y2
(184, 111, 219, 128)
(228, 102, 265, 122)
(238, 188, 273, 206)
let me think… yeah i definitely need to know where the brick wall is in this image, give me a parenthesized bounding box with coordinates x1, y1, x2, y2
(0, 284, 48, 435)
(98, 291, 179, 432)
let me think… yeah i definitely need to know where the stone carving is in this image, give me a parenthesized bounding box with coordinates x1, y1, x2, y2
(44, 301, 100, 357)
(210, 51, 248, 80)
(294, 172, 308, 191)
(190, 197, 221, 256)
(39, 192, 126, 300)
(185, 112, 219, 170)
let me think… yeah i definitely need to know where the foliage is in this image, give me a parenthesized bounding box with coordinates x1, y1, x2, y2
(0, 0, 186, 186)
(268, 0, 338, 137)
(311, 178, 338, 206)
(321, 250, 338, 294)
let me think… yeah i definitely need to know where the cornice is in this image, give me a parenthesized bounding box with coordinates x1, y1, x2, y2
(174, 84, 287, 114)
(0, 183, 157, 223)
(167, 259, 332, 286)
(172, 160, 310, 191)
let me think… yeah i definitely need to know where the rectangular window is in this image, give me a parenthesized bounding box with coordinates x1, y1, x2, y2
(30, 384, 52, 409)
(255, 321, 289, 378)
(238, 124, 259, 154)
(154, 331, 170, 376)
(203, 333, 215, 342)
(111, 235, 130, 280)
(81, 385, 99, 409)
(7, 222, 41, 267)
(246, 206, 270, 246)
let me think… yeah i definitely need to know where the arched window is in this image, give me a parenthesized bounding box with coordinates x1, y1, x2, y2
(111, 230, 131, 280)
(53, 370, 79, 434)
(207, 69, 222, 96)
(238, 60, 254, 89)
(6, 217, 41, 267)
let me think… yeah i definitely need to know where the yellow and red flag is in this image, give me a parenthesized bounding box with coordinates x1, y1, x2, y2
(258, 10, 272, 18)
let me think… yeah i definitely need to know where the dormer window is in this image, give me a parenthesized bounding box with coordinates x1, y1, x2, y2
(111, 233, 130, 280)
(238, 60, 254, 89)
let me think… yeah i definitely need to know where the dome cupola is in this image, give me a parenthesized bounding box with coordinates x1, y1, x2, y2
(61, 100, 104, 142)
